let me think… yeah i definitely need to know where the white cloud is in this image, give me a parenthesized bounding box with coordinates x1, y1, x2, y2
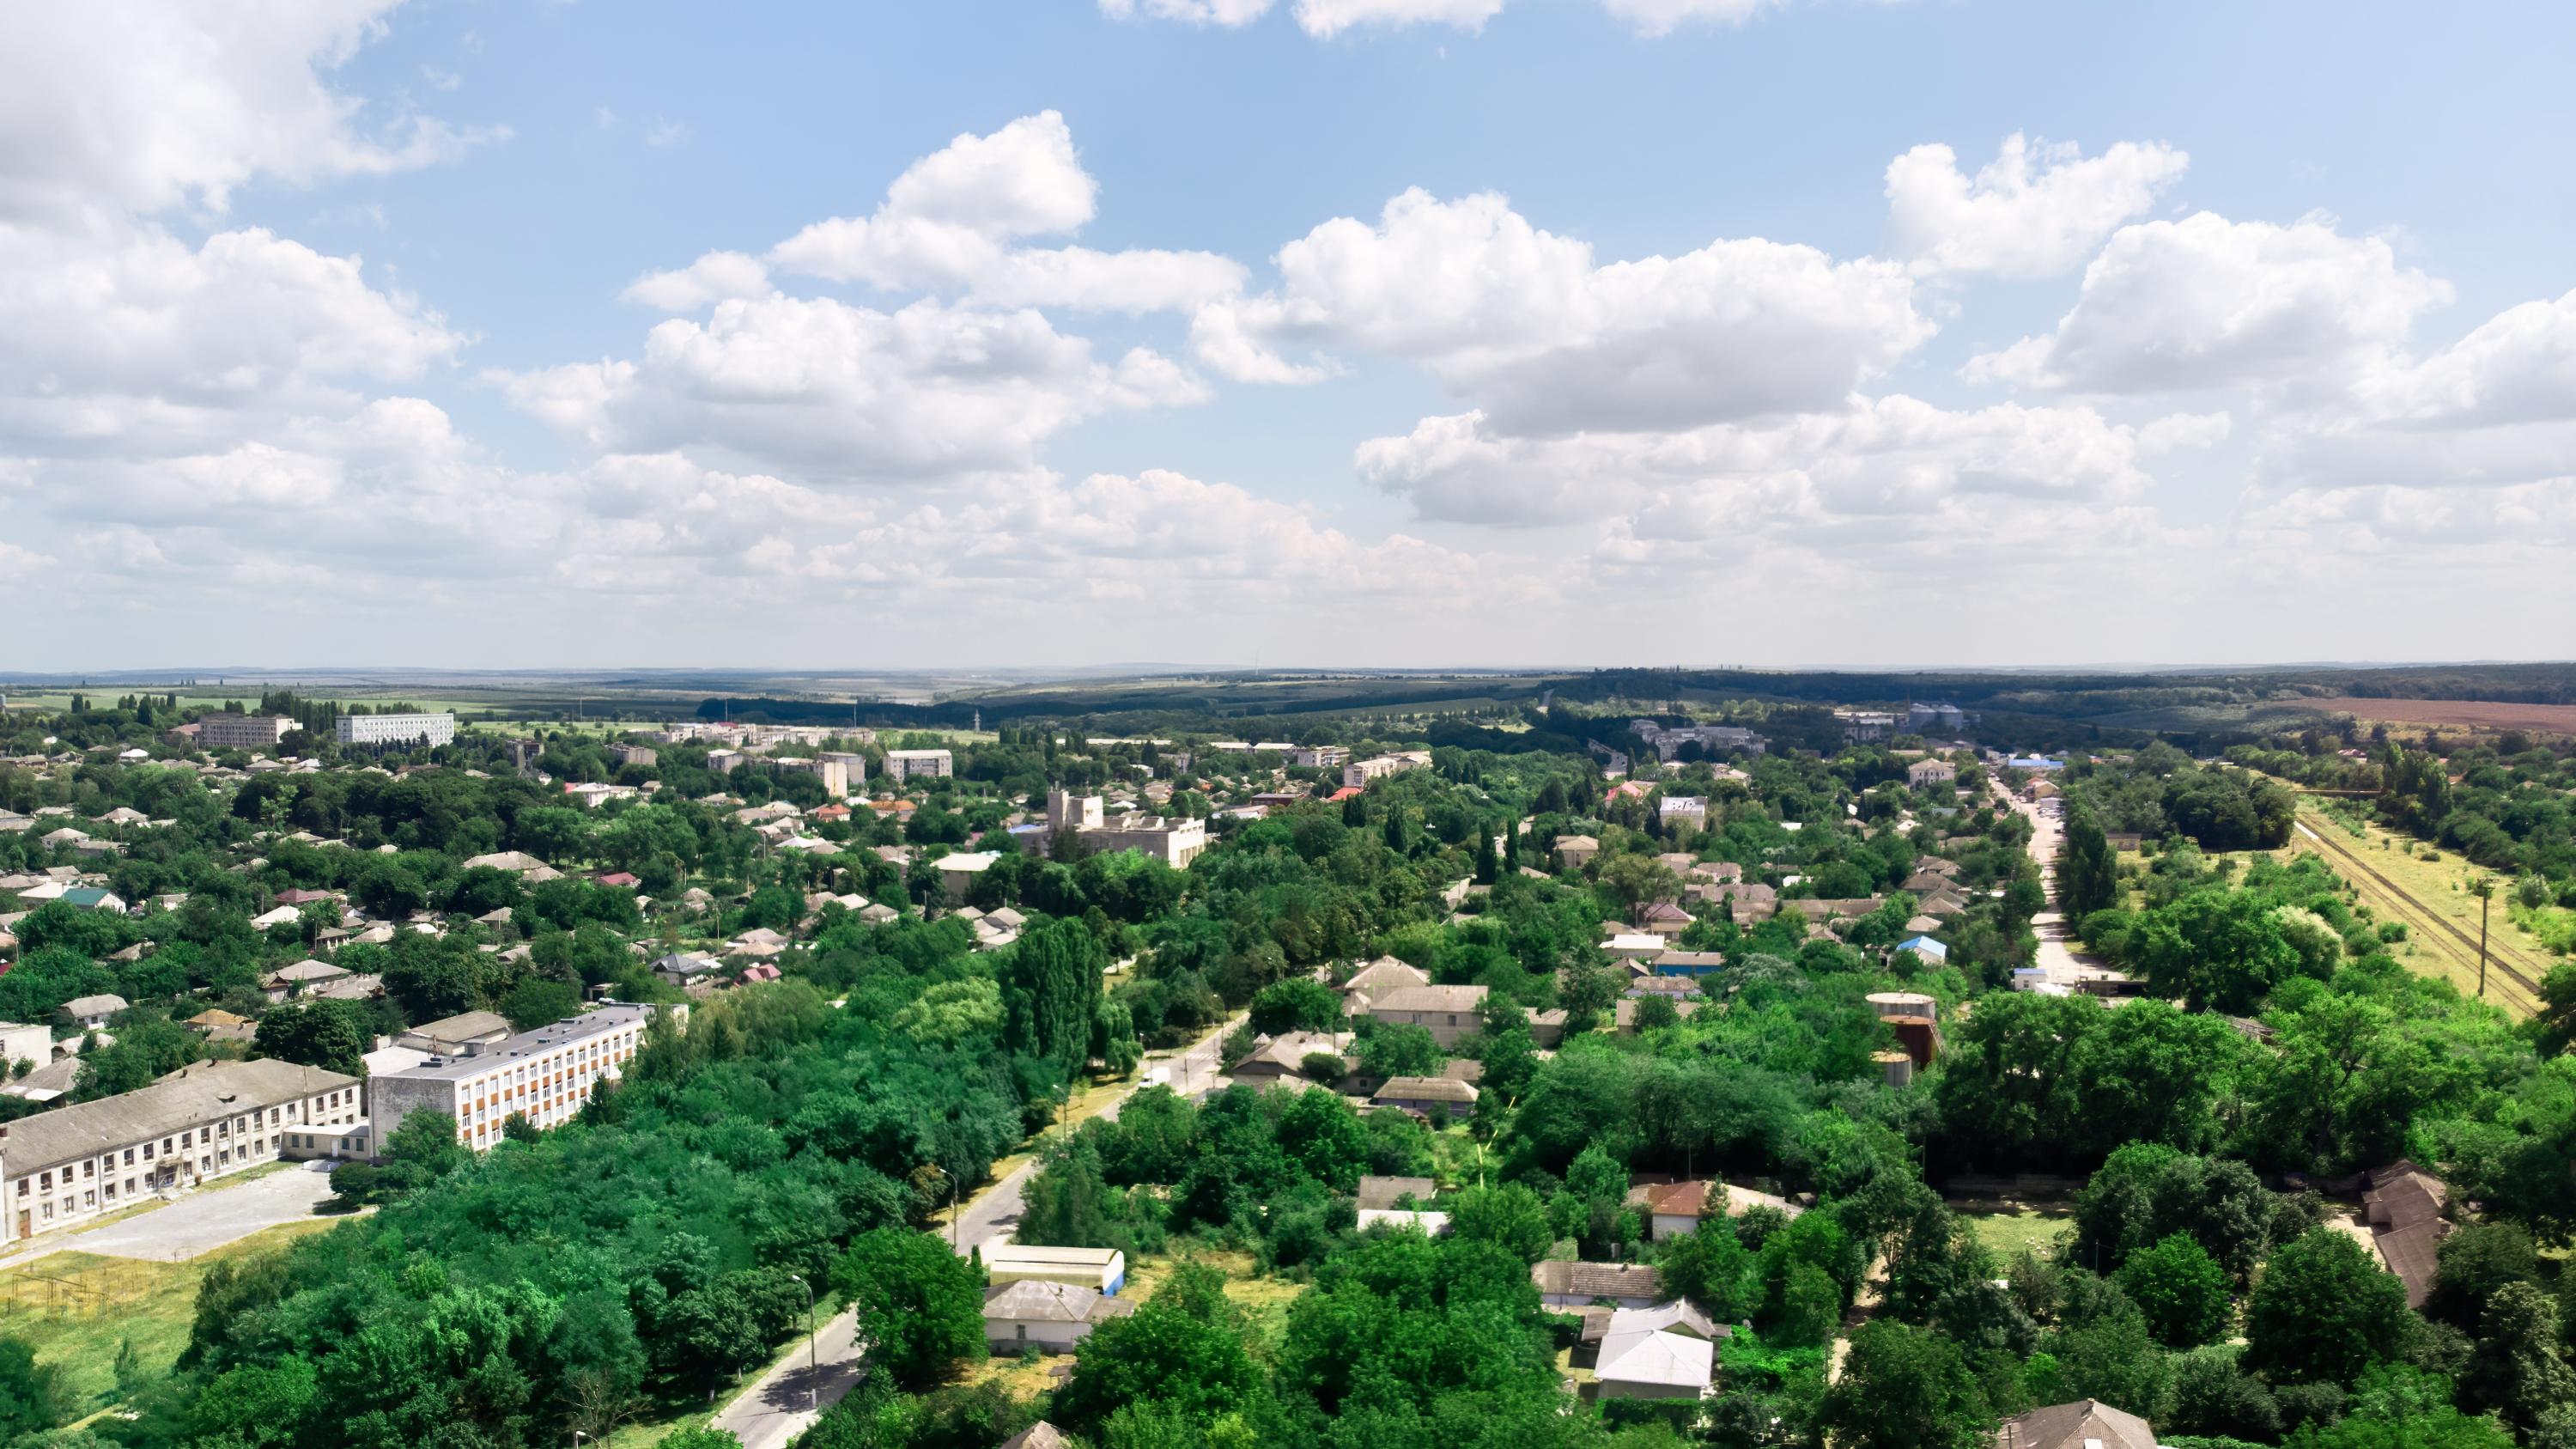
(1291, 0, 1506, 39)
(1885, 133, 2188, 278)
(763, 112, 1245, 313)
(1353, 395, 2214, 525)
(499, 294, 1206, 480)
(1965, 212, 2452, 396)
(0, 221, 464, 453)
(2349, 288, 2576, 429)
(1099, 0, 1792, 36)
(1598, 0, 1786, 35)
(0, 0, 503, 222)
(622, 251, 773, 312)
(1200, 187, 1930, 433)
(1099, 0, 1279, 28)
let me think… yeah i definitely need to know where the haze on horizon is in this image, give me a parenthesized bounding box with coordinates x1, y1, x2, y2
(4, 0, 2574, 672)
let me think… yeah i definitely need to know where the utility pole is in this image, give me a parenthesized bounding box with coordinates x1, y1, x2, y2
(787, 1273, 819, 1408)
(2470, 875, 2494, 997)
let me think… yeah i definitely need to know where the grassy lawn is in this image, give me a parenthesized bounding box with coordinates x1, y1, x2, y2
(0, 1218, 341, 1414)
(1956, 1203, 2072, 1263)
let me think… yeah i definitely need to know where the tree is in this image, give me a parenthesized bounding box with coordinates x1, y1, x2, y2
(659, 1429, 748, 1449)
(1658, 1219, 1754, 1320)
(2242, 1227, 2415, 1386)
(2458, 1282, 2575, 1431)
(74, 1019, 202, 1099)
(831, 1229, 986, 1390)
(2061, 808, 2122, 918)
(1818, 1320, 1992, 1449)
(2421, 1222, 2539, 1335)
(1002, 917, 1108, 1081)
(549, 1288, 647, 1442)
(2117, 1233, 2232, 1348)
(500, 977, 581, 1032)
(1248, 977, 1343, 1035)
(0, 1337, 61, 1440)
(1053, 1296, 1260, 1440)
(1357, 1022, 1440, 1081)
(2129, 889, 2310, 1014)
(1448, 1183, 1552, 1264)
(254, 998, 374, 1076)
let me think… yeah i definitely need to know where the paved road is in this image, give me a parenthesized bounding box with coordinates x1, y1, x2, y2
(0, 1162, 343, 1269)
(1998, 784, 2100, 978)
(705, 1015, 1236, 1449)
(950, 1020, 1231, 1257)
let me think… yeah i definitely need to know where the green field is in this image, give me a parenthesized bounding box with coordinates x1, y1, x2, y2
(0, 1218, 341, 1414)
(2283, 802, 2551, 1014)
(1958, 1203, 2073, 1262)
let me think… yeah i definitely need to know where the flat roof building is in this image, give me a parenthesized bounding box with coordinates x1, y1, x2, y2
(367, 1003, 653, 1154)
(0, 1059, 361, 1242)
(196, 715, 297, 751)
(337, 713, 457, 748)
(981, 1242, 1127, 1296)
(883, 749, 953, 782)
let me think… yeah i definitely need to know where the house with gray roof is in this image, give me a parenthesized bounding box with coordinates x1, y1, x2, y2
(0, 1058, 361, 1243)
(981, 1278, 1136, 1353)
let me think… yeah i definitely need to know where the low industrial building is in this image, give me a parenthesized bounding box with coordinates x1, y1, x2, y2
(981, 1242, 1127, 1296)
(0, 1059, 361, 1242)
(982, 1279, 1136, 1353)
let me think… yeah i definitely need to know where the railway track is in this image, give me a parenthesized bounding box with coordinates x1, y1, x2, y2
(2293, 815, 2546, 1014)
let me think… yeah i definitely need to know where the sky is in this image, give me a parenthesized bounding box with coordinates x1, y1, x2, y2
(5, 0, 2575, 673)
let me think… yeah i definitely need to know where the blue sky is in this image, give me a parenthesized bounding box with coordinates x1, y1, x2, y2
(7, 0, 2574, 670)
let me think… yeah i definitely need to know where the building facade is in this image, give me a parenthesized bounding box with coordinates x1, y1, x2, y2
(196, 715, 297, 750)
(1341, 751, 1432, 788)
(0, 1059, 361, 1242)
(771, 756, 854, 798)
(883, 749, 954, 782)
(367, 1003, 653, 1154)
(336, 713, 457, 748)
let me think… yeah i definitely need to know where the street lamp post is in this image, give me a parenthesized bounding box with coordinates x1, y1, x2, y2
(787, 1273, 819, 1409)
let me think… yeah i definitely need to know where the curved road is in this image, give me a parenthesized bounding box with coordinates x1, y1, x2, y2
(706, 1014, 1235, 1449)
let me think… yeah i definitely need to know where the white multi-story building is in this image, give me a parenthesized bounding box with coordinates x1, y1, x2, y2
(1286, 746, 1350, 770)
(336, 713, 456, 748)
(0, 1059, 362, 1242)
(1042, 790, 1207, 866)
(367, 1003, 654, 1154)
(1046, 789, 1106, 833)
(1341, 751, 1432, 788)
(772, 756, 855, 798)
(196, 715, 297, 750)
(884, 749, 954, 783)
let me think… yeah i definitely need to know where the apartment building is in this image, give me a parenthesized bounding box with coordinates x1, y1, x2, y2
(336, 712, 457, 748)
(884, 749, 954, 783)
(607, 743, 659, 768)
(0, 1059, 361, 1242)
(771, 756, 854, 798)
(1286, 746, 1349, 770)
(1340, 751, 1432, 788)
(195, 715, 297, 750)
(367, 1003, 654, 1153)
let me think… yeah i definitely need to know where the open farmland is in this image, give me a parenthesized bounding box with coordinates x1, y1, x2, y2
(2303, 696, 2576, 734)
